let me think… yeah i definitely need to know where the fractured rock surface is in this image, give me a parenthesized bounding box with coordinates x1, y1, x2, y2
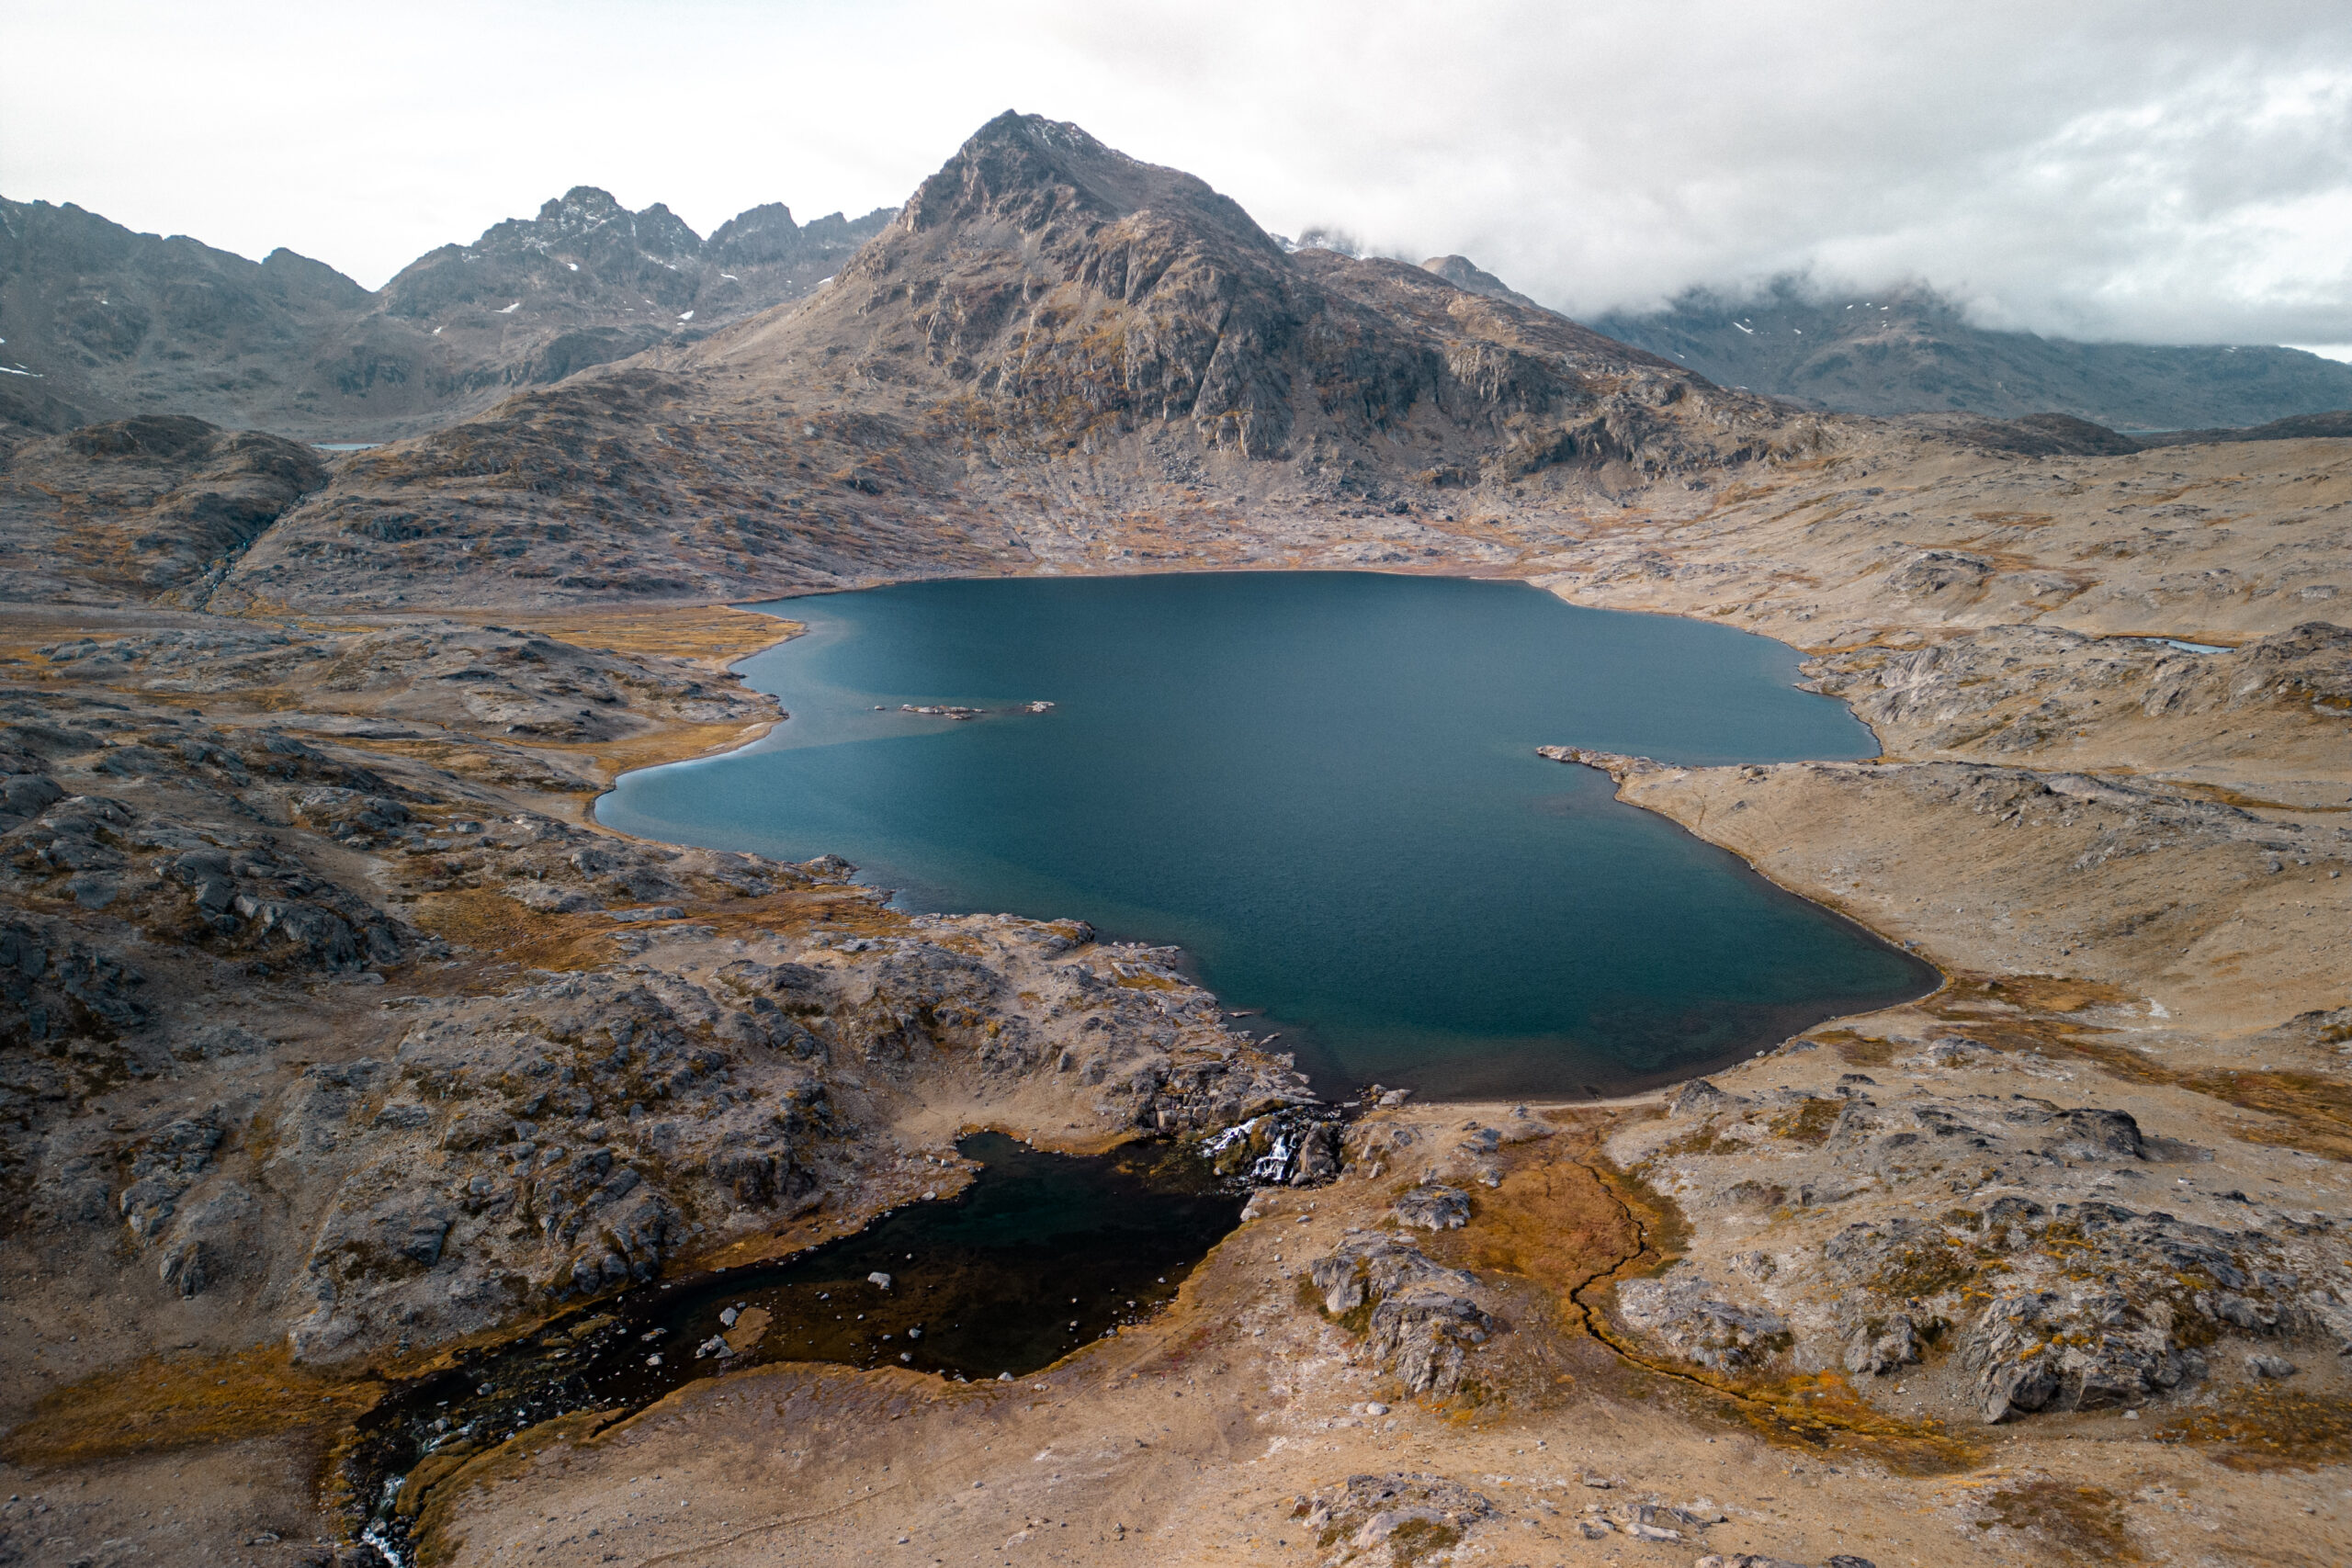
(1306, 1231, 1493, 1395)
(0, 613, 1311, 1386)
(1609, 1070, 2350, 1427)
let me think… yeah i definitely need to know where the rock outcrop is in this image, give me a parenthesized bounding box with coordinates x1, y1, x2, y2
(1291, 1472, 1496, 1566)
(0, 614, 1310, 1370)
(1613, 1268, 1793, 1374)
(1307, 1231, 1492, 1395)
(1390, 1183, 1470, 1231)
(1612, 1077, 2349, 1425)
(0, 414, 328, 601)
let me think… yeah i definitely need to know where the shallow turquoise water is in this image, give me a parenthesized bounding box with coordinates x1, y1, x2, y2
(599, 571, 1932, 1098)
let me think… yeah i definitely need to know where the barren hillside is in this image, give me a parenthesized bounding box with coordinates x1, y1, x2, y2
(0, 112, 2345, 1568)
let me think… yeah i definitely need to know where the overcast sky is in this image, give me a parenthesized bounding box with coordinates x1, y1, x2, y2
(7, 0, 2350, 348)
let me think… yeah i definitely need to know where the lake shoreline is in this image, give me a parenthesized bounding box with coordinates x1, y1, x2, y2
(11, 458, 2342, 1566)
(598, 570, 1924, 1101)
(572, 572, 1945, 1106)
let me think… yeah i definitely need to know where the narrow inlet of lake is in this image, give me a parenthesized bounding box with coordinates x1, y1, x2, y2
(598, 571, 1933, 1097)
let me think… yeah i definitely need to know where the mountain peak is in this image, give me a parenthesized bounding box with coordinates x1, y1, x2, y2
(0, 183, 892, 441)
(901, 111, 1231, 237)
(534, 186, 629, 231)
(481, 188, 704, 256)
(1421, 255, 1543, 311)
(707, 202, 797, 265)
(628, 200, 702, 258)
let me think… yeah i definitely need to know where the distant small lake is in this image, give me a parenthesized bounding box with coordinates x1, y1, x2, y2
(600, 571, 1932, 1098)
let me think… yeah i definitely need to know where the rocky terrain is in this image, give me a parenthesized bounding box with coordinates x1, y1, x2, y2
(1595, 278, 2352, 431)
(198, 112, 1848, 614)
(0, 190, 890, 441)
(184, 121, 2352, 626)
(319, 1077, 2349, 1568)
(0, 598, 1315, 1560)
(0, 110, 2346, 1568)
(0, 414, 329, 604)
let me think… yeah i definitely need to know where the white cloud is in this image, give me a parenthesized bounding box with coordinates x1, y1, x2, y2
(3, 0, 2347, 344)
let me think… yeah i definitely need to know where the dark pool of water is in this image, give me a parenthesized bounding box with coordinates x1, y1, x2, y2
(599, 571, 1935, 1098)
(352, 1134, 1240, 1560)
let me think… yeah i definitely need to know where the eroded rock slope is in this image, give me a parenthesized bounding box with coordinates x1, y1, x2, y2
(212, 113, 1838, 611)
(0, 612, 1308, 1416)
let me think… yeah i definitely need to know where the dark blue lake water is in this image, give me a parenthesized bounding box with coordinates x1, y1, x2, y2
(598, 571, 1932, 1098)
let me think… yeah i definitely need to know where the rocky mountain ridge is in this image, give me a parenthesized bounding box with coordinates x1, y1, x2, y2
(1596, 277, 2352, 431)
(1419, 253, 1543, 310)
(204, 112, 1846, 613)
(0, 188, 891, 442)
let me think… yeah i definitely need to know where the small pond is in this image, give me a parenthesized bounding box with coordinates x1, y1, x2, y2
(352, 1134, 1242, 1561)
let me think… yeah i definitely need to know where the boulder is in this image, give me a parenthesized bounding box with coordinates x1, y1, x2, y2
(1369, 1283, 1493, 1394)
(1843, 1314, 1921, 1376)
(1978, 1358, 2064, 1424)
(159, 1239, 214, 1297)
(2048, 1106, 2143, 1159)
(1292, 1472, 1495, 1558)
(1614, 1269, 1791, 1373)
(1286, 1121, 1341, 1185)
(1392, 1183, 1471, 1231)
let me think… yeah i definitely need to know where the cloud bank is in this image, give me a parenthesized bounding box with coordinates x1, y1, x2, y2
(5, 0, 2347, 344)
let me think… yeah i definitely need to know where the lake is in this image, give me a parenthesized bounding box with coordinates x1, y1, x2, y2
(598, 571, 1933, 1098)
